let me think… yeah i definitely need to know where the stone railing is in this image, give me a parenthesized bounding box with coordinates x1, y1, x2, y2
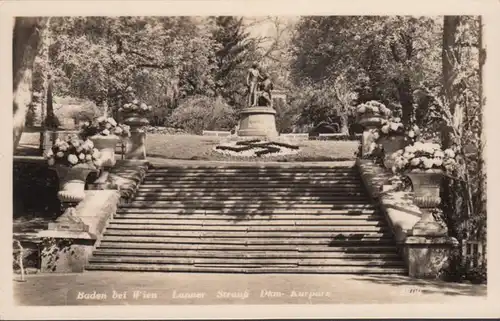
(36, 160, 150, 272)
(356, 159, 458, 279)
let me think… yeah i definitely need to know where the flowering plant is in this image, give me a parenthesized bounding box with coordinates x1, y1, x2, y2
(371, 117, 421, 142)
(356, 100, 392, 118)
(80, 116, 131, 139)
(45, 135, 102, 168)
(118, 86, 153, 115)
(391, 141, 458, 174)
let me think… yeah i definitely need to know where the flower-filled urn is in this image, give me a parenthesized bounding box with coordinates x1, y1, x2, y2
(118, 86, 151, 128)
(391, 142, 458, 236)
(45, 136, 101, 204)
(80, 116, 131, 168)
(356, 100, 392, 128)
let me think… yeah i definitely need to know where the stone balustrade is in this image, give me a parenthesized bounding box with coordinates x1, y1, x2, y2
(356, 159, 459, 279)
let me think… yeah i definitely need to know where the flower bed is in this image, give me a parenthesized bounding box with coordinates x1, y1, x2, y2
(214, 139, 300, 158)
(79, 116, 131, 139)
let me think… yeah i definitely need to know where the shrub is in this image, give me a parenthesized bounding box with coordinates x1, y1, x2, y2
(167, 96, 237, 135)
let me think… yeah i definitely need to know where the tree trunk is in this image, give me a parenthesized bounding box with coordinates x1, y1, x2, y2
(13, 17, 49, 151)
(339, 113, 349, 135)
(397, 76, 414, 126)
(442, 16, 461, 148)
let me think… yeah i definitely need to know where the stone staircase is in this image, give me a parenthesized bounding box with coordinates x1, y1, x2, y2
(86, 165, 406, 274)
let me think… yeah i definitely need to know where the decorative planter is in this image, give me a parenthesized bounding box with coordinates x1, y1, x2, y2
(122, 112, 150, 128)
(379, 135, 407, 169)
(357, 114, 386, 128)
(89, 134, 121, 168)
(406, 169, 447, 236)
(405, 170, 443, 208)
(52, 163, 97, 204)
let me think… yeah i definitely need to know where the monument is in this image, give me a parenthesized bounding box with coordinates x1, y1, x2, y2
(237, 63, 278, 137)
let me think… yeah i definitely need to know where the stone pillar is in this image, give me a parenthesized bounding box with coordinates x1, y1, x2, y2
(123, 114, 149, 160)
(126, 129, 147, 160)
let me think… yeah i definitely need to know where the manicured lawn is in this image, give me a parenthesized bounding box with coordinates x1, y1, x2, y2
(16, 132, 360, 161)
(145, 134, 359, 161)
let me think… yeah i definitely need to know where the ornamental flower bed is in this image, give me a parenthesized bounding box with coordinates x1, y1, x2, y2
(356, 100, 392, 119)
(79, 116, 131, 139)
(371, 117, 421, 142)
(45, 136, 102, 168)
(391, 141, 458, 174)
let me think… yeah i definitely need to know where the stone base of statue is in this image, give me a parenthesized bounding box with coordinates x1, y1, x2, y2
(237, 106, 278, 138)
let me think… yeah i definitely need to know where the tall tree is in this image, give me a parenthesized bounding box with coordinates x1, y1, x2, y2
(13, 17, 49, 150)
(211, 16, 254, 107)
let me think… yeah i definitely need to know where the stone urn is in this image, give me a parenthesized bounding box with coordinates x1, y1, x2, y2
(378, 134, 407, 169)
(406, 169, 447, 236)
(89, 134, 121, 168)
(52, 163, 97, 204)
(122, 112, 150, 128)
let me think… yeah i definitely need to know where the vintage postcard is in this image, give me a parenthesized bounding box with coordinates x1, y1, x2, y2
(2, 0, 499, 319)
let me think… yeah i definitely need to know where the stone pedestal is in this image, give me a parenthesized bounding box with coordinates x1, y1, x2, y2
(402, 236, 459, 278)
(125, 129, 147, 160)
(238, 106, 278, 137)
(357, 116, 385, 157)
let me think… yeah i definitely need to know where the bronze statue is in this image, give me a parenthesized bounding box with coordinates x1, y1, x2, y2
(246, 63, 263, 106)
(258, 73, 274, 107)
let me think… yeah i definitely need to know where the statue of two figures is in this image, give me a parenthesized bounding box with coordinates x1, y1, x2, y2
(246, 63, 274, 108)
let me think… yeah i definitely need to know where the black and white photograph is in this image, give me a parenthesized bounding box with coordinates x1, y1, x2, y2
(4, 0, 498, 319)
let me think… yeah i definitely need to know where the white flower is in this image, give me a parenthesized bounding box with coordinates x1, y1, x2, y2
(422, 157, 434, 169)
(393, 117, 401, 123)
(79, 153, 85, 160)
(71, 140, 80, 147)
(47, 158, 55, 166)
(431, 143, 441, 151)
(107, 118, 117, 127)
(56, 151, 64, 158)
(408, 130, 415, 138)
(404, 145, 416, 153)
(133, 99, 139, 104)
(54, 138, 63, 146)
(59, 145, 67, 152)
(381, 125, 390, 134)
(68, 154, 78, 165)
(124, 103, 131, 108)
(86, 139, 94, 149)
(358, 105, 366, 113)
(102, 129, 110, 136)
(434, 150, 444, 158)
(410, 158, 420, 166)
(372, 131, 380, 140)
(97, 116, 106, 123)
(114, 127, 123, 135)
(413, 141, 424, 150)
(371, 106, 379, 113)
(390, 122, 399, 131)
(85, 154, 92, 161)
(433, 158, 443, 167)
(444, 148, 455, 158)
(46, 150, 53, 158)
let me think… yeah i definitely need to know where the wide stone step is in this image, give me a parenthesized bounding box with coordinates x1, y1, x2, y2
(144, 176, 360, 181)
(121, 203, 374, 209)
(132, 195, 367, 201)
(92, 249, 400, 259)
(139, 183, 363, 188)
(103, 229, 390, 238)
(137, 187, 366, 192)
(97, 242, 399, 253)
(129, 198, 369, 205)
(134, 191, 366, 197)
(85, 263, 406, 274)
(100, 236, 394, 245)
(108, 218, 387, 226)
(114, 211, 379, 218)
(88, 256, 404, 267)
(105, 224, 388, 233)
(149, 168, 356, 171)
